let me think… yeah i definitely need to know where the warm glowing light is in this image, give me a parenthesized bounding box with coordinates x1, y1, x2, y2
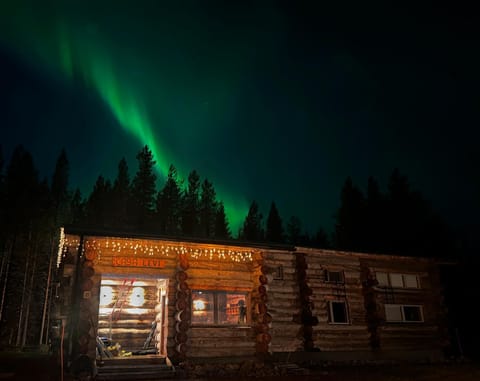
(129, 286, 145, 307)
(193, 299, 206, 311)
(100, 286, 113, 306)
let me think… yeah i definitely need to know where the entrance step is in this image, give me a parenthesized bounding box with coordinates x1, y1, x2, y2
(274, 362, 310, 376)
(96, 356, 175, 380)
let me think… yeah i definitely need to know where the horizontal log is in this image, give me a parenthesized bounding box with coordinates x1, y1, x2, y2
(188, 337, 254, 346)
(188, 279, 253, 290)
(187, 347, 254, 357)
(189, 327, 253, 338)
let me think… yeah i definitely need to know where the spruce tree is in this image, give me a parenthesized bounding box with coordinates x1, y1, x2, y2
(111, 157, 131, 229)
(265, 202, 284, 243)
(214, 201, 231, 239)
(181, 170, 200, 236)
(199, 179, 217, 238)
(286, 215, 302, 245)
(334, 177, 366, 251)
(241, 201, 263, 241)
(51, 149, 70, 226)
(70, 188, 85, 225)
(156, 165, 182, 235)
(85, 175, 112, 228)
(131, 145, 157, 229)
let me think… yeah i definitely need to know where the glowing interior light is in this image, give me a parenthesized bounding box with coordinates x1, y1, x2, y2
(193, 299, 206, 311)
(129, 286, 145, 307)
(99, 286, 113, 306)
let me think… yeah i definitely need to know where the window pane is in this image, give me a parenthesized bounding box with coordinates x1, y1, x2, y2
(327, 271, 344, 283)
(389, 273, 404, 288)
(376, 272, 389, 286)
(404, 274, 419, 288)
(403, 306, 422, 322)
(192, 291, 214, 324)
(218, 293, 247, 325)
(385, 304, 402, 321)
(330, 301, 348, 323)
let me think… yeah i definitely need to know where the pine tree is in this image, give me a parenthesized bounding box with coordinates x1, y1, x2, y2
(181, 170, 200, 236)
(131, 145, 157, 229)
(85, 175, 112, 228)
(334, 177, 366, 251)
(156, 165, 182, 235)
(199, 179, 217, 238)
(70, 188, 85, 225)
(214, 201, 231, 239)
(241, 201, 263, 241)
(311, 227, 330, 248)
(365, 176, 385, 253)
(265, 202, 284, 243)
(111, 157, 131, 229)
(51, 149, 70, 226)
(286, 215, 302, 245)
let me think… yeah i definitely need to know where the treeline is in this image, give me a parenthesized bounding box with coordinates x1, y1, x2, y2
(0, 143, 455, 348)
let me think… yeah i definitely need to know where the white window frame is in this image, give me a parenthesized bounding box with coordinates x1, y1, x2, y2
(375, 272, 420, 289)
(328, 300, 349, 324)
(384, 304, 424, 323)
(325, 270, 344, 283)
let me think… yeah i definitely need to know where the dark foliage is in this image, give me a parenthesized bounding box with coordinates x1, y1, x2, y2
(265, 202, 284, 243)
(334, 169, 455, 257)
(240, 201, 264, 241)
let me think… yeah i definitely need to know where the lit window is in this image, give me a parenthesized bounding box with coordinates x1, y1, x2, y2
(375, 272, 420, 289)
(328, 300, 349, 324)
(385, 304, 423, 323)
(192, 291, 248, 325)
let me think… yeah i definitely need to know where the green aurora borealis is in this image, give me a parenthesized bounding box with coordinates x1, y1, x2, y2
(1, 1, 275, 233)
(2, 1, 480, 239)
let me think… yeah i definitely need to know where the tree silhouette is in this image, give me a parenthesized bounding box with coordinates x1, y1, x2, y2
(311, 227, 330, 248)
(286, 215, 302, 245)
(156, 164, 182, 235)
(51, 149, 71, 226)
(131, 145, 157, 229)
(84, 175, 112, 228)
(199, 179, 217, 238)
(181, 170, 200, 236)
(214, 201, 231, 239)
(241, 201, 263, 241)
(111, 157, 132, 229)
(334, 177, 366, 251)
(70, 188, 85, 225)
(265, 202, 284, 243)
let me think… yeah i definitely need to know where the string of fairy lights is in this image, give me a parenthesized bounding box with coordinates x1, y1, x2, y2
(57, 228, 255, 267)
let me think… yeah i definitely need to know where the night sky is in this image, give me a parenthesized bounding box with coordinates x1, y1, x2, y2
(1, 1, 479, 239)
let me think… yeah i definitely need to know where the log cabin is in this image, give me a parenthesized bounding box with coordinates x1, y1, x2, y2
(53, 227, 449, 377)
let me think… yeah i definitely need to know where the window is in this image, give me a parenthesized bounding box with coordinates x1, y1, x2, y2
(325, 270, 344, 283)
(376, 272, 420, 289)
(328, 300, 349, 324)
(384, 304, 423, 322)
(191, 291, 248, 325)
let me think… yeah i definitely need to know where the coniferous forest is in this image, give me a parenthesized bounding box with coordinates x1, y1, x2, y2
(0, 143, 465, 350)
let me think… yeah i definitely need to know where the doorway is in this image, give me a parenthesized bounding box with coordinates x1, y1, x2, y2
(97, 275, 168, 356)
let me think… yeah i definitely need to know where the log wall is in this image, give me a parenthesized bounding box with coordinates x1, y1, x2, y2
(262, 250, 303, 352)
(302, 249, 371, 352)
(59, 233, 448, 363)
(186, 253, 257, 358)
(359, 256, 448, 352)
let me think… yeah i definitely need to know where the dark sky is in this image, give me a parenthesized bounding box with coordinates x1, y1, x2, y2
(1, 1, 479, 238)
